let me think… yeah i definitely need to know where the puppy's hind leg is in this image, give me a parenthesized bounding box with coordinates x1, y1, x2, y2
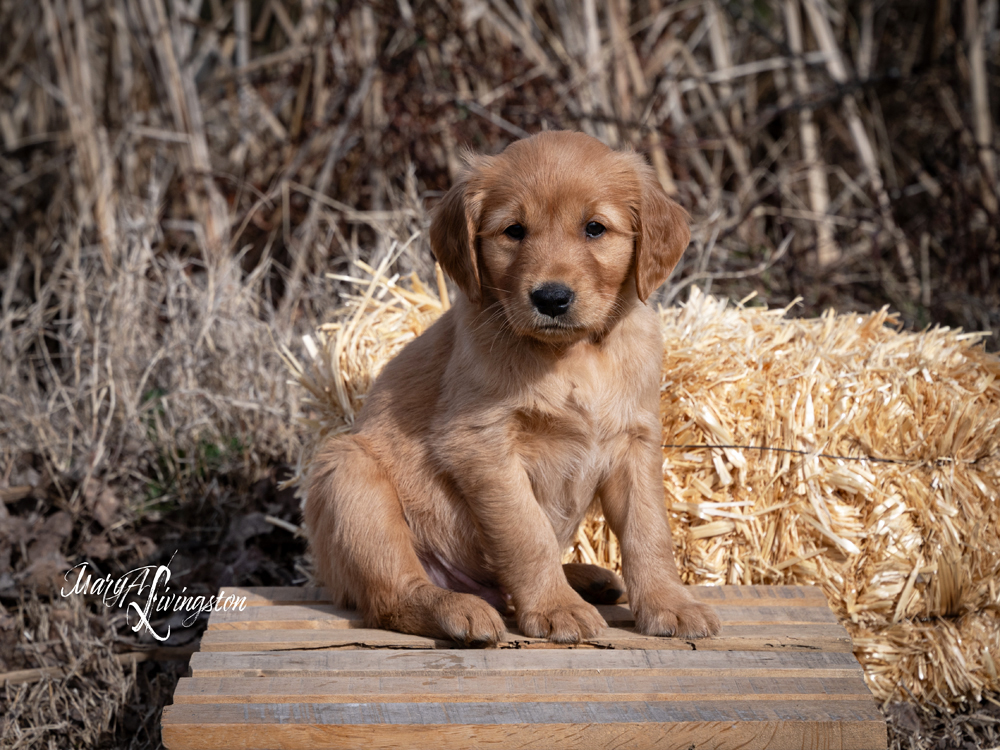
(563, 563, 626, 605)
(305, 436, 506, 645)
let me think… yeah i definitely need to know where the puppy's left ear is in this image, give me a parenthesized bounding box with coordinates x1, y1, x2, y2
(633, 163, 690, 302)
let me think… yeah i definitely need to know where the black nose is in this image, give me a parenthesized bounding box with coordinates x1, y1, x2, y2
(530, 283, 575, 318)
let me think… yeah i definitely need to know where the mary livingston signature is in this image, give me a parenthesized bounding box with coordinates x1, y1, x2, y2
(60, 555, 247, 641)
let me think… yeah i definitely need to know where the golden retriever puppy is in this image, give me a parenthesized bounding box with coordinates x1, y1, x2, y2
(306, 131, 720, 644)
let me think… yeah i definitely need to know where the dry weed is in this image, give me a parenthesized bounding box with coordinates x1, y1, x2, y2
(1, 594, 131, 749)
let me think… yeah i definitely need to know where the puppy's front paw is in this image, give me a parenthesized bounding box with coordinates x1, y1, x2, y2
(435, 591, 507, 645)
(634, 589, 721, 639)
(518, 596, 607, 643)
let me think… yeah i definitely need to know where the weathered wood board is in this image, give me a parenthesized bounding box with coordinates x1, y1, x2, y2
(161, 586, 887, 750)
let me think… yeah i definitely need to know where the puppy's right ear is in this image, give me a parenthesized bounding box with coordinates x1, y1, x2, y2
(430, 162, 486, 306)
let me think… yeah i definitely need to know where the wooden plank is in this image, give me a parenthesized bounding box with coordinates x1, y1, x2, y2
(199, 628, 443, 651)
(229, 587, 330, 606)
(228, 587, 330, 606)
(691, 585, 829, 604)
(205, 602, 838, 631)
(172, 674, 874, 704)
(228, 584, 831, 608)
(161, 700, 887, 750)
(207, 604, 364, 630)
(162, 587, 885, 750)
(189, 648, 867, 679)
(197, 623, 852, 653)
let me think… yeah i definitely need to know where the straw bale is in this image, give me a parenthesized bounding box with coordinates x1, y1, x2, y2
(293, 269, 1000, 712)
(647, 288, 1000, 710)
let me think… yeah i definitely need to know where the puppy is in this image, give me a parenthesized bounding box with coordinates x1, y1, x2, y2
(306, 131, 720, 644)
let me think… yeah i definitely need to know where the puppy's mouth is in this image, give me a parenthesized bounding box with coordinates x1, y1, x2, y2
(531, 319, 588, 338)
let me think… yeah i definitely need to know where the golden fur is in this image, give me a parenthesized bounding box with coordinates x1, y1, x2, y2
(305, 131, 721, 644)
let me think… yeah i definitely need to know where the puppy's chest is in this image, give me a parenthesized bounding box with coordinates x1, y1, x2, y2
(520, 350, 616, 422)
(512, 356, 643, 534)
(519, 343, 647, 440)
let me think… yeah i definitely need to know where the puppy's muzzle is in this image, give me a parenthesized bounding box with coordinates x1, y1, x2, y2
(530, 282, 575, 318)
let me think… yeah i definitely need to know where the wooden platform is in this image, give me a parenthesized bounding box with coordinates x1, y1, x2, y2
(161, 585, 887, 750)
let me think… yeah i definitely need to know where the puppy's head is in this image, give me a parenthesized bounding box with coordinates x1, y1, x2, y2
(430, 131, 689, 342)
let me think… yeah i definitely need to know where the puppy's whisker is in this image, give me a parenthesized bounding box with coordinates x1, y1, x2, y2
(488, 313, 517, 354)
(470, 301, 505, 333)
(476, 309, 510, 339)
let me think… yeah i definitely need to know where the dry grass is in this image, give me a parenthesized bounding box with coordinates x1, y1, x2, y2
(1, 594, 133, 749)
(1, 0, 998, 747)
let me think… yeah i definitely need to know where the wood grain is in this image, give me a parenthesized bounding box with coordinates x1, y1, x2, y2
(161, 700, 887, 750)
(205, 602, 839, 630)
(226, 584, 831, 608)
(172, 674, 874, 704)
(197, 623, 852, 653)
(189, 647, 867, 678)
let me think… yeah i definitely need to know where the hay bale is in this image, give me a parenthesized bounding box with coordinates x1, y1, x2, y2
(291, 269, 1000, 712)
(648, 288, 1000, 710)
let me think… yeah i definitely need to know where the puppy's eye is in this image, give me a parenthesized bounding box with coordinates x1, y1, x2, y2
(503, 224, 526, 241)
(585, 221, 606, 238)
